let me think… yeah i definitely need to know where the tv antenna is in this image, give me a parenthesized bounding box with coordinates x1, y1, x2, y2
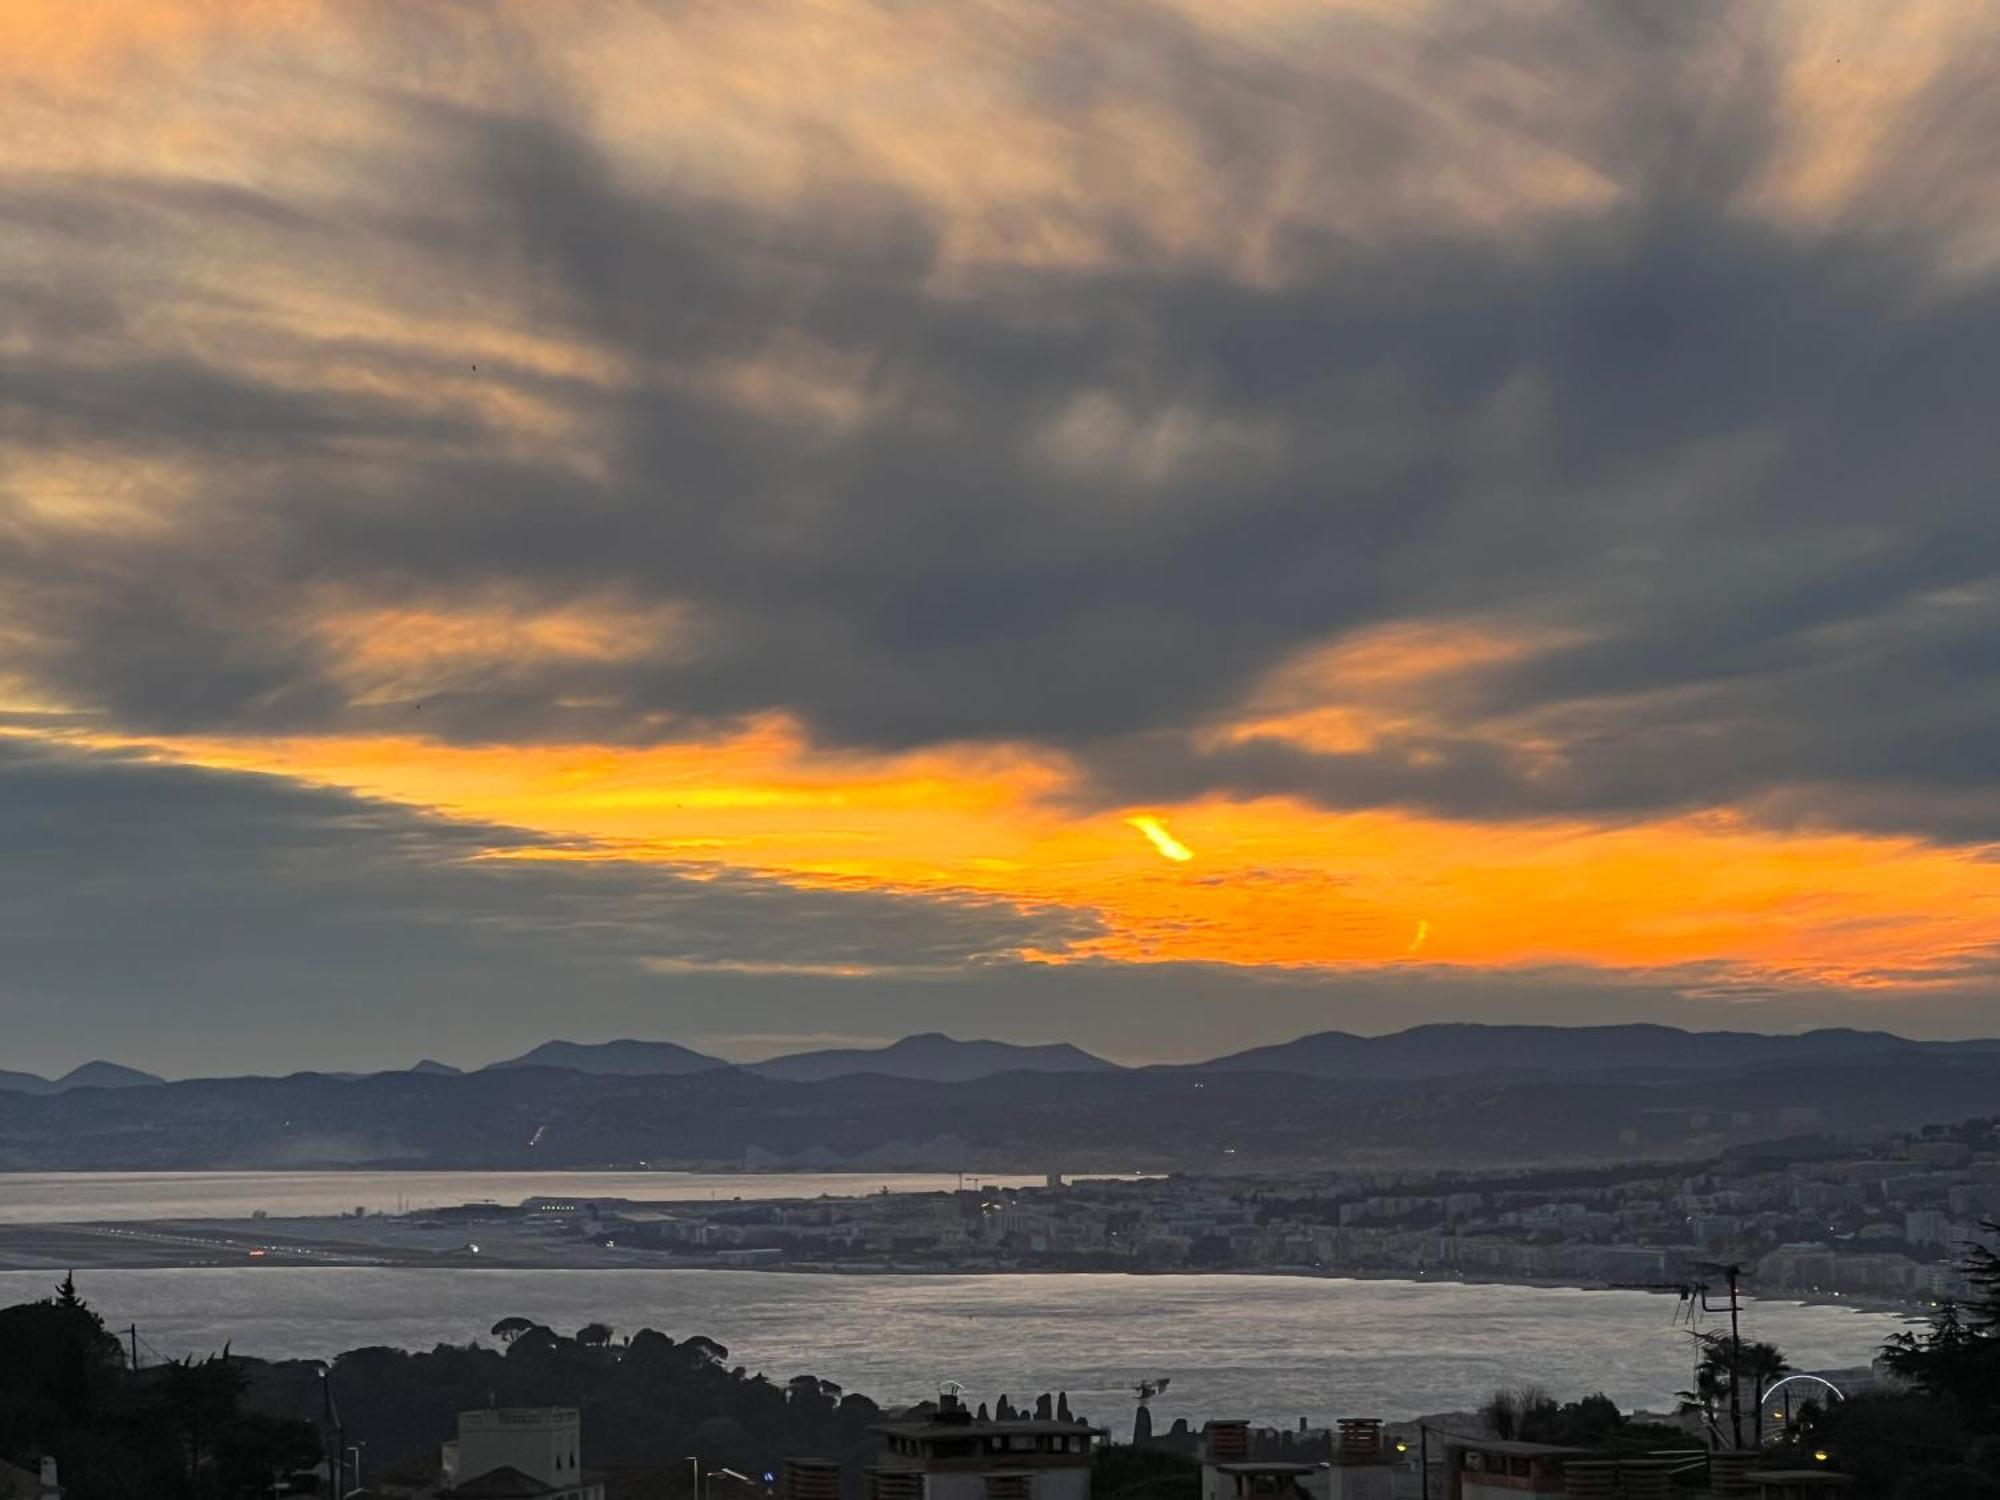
(1612, 1262, 1751, 1450)
(1692, 1261, 1751, 1452)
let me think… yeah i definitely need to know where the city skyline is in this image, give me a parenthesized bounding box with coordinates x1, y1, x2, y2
(9, 2, 2000, 1075)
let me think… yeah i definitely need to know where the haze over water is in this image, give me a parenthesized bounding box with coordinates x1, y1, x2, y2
(0, 1266, 1905, 1427)
(0, 1170, 1058, 1224)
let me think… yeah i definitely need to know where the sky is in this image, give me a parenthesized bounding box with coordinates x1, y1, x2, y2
(7, 1, 2000, 1077)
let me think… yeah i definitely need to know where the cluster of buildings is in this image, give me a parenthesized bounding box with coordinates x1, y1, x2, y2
(364, 1389, 1857, 1500)
(487, 1120, 1998, 1309)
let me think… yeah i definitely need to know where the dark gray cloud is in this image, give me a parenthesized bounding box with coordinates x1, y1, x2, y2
(7, 730, 1992, 1076)
(0, 739, 1097, 1076)
(4, 6, 2000, 834)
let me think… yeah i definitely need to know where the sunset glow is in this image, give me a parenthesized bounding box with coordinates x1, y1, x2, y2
(7, 0, 2000, 1073)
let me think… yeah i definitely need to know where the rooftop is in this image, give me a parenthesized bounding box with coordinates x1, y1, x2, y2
(1441, 1438, 1590, 1458)
(872, 1417, 1102, 1439)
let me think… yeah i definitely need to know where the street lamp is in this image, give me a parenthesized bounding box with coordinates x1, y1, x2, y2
(315, 1363, 345, 1497)
(690, 1458, 763, 1499)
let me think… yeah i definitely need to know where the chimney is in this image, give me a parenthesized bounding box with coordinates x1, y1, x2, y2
(782, 1459, 842, 1500)
(1205, 1420, 1250, 1465)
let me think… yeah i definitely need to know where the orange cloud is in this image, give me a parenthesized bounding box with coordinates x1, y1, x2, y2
(310, 594, 696, 703)
(1207, 617, 1569, 754)
(29, 713, 2000, 995)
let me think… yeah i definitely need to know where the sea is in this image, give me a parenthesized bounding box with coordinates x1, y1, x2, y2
(0, 1172, 1913, 1423)
(0, 1170, 1061, 1224)
(0, 1265, 1908, 1427)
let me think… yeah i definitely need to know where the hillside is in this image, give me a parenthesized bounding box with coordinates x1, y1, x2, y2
(0, 1061, 164, 1095)
(482, 1039, 729, 1077)
(1193, 1023, 1993, 1079)
(3, 1050, 1997, 1172)
(748, 1032, 1119, 1083)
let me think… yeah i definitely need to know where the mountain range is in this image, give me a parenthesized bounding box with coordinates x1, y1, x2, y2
(484, 1038, 723, 1077)
(0, 1060, 164, 1095)
(4, 1043, 1998, 1173)
(1191, 1022, 2000, 1079)
(743, 1032, 1116, 1083)
(7, 1023, 2000, 1093)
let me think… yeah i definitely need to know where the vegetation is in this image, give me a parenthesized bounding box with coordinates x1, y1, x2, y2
(1673, 1333, 1789, 1448)
(243, 1319, 898, 1477)
(1093, 1443, 1200, 1500)
(0, 1275, 322, 1498)
(1479, 1385, 1685, 1453)
(1785, 1222, 2000, 1497)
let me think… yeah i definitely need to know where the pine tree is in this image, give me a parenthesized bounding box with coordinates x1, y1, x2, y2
(1880, 1221, 2000, 1431)
(53, 1270, 84, 1310)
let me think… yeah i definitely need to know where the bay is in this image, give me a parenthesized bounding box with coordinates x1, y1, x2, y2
(0, 1170, 1055, 1224)
(0, 1266, 1907, 1426)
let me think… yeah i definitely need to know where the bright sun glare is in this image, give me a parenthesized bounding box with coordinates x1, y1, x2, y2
(1127, 815, 1194, 863)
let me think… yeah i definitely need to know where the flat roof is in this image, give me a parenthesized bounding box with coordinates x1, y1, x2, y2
(872, 1419, 1102, 1439)
(1443, 1438, 1590, 1457)
(1753, 1473, 1854, 1484)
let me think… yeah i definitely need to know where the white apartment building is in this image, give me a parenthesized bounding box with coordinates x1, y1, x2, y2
(868, 1389, 1101, 1500)
(439, 1407, 604, 1499)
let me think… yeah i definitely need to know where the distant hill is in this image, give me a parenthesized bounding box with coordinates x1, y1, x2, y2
(407, 1058, 462, 1076)
(58, 1061, 165, 1090)
(747, 1032, 1120, 1083)
(4, 1048, 2000, 1171)
(482, 1038, 729, 1077)
(1193, 1023, 1998, 1079)
(0, 1061, 164, 1094)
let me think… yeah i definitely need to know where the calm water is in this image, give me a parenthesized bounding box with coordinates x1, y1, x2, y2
(0, 1170, 1056, 1223)
(0, 1267, 1907, 1425)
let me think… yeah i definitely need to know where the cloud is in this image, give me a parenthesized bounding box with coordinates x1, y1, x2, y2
(5, 1, 2000, 1055)
(3, 738, 1998, 1078)
(0, 738, 1096, 1076)
(1, 2, 1996, 844)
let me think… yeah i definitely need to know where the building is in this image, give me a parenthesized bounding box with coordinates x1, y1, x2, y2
(1442, 1438, 1586, 1499)
(868, 1388, 1102, 1500)
(1751, 1472, 1854, 1499)
(1200, 1419, 1321, 1500)
(438, 1408, 604, 1499)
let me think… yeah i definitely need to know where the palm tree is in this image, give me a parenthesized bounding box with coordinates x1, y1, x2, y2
(1676, 1360, 1728, 1444)
(1688, 1332, 1789, 1446)
(1740, 1342, 1790, 1447)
